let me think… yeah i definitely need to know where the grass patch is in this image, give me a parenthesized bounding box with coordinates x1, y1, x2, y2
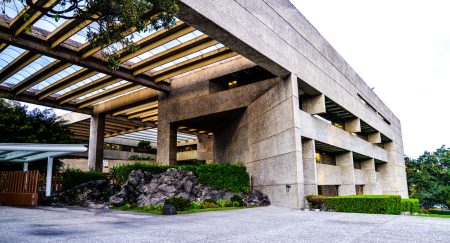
(413, 214, 450, 218)
(111, 204, 250, 215)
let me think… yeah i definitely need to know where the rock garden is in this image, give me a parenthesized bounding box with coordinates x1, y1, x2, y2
(52, 163, 270, 215)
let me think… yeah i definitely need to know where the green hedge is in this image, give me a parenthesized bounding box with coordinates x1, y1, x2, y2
(63, 168, 105, 189)
(109, 163, 249, 192)
(429, 209, 450, 215)
(325, 195, 401, 215)
(305, 195, 327, 209)
(401, 199, 420, 213)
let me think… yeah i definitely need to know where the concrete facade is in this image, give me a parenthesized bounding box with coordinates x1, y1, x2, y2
(152, 0, 409, 208)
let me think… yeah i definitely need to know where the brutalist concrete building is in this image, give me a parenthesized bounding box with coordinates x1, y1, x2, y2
(0, 0, 408, 208)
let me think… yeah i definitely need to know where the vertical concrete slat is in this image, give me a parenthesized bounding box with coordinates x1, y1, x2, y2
(336, 152, 356, 195)
(156, 121, 177, 165)
(88, 113, 105, 172)
(302, 138, 317, 208)
(360, 158, 380, 194)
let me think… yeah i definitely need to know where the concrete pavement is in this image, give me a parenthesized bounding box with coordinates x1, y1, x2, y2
(0, 206, 448, 242)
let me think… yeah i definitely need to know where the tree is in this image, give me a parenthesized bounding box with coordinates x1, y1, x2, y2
(406, 146, 450, 209)
(1, 0, 178, 69)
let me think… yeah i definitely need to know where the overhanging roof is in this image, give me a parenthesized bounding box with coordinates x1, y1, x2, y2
(0, 143, 87, 163)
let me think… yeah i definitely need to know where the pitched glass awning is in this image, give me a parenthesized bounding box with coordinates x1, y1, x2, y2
(0, 144, 87, 163)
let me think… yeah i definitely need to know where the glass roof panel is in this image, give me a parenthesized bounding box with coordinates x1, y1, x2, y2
(69, 21, 100, 45)
(75, 80, 128, 101)
(55, 73, 107, 96)
(0, 46, 26, 70)
(0, 1, 26, 21)
(33, 16, 69, 34)
(127, 30, 203, 64)
(28, 65, 83, 92)
(2, 56, 56, 87)
(92, 87, 145, 106)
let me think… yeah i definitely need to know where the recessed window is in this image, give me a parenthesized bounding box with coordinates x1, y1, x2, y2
(228, 80, 237, 89)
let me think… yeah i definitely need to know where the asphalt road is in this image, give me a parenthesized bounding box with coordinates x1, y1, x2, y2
(0, 206, 449, 242)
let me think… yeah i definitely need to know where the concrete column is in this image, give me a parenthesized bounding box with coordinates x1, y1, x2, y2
(88, 113, 105, 172)
(336, 152, 356, 195)
(46, 156, 53, 197)
(23, 162, 28, 172)
(368, 132, 381, 144)
(156, 121, 177, 165)
(382, 142, 409, 198)
(302, 94, 326, 115)
(197, 134, 214, 163)
(360, 158, 380, 194)
(345, 118, 361, 133)
(302, 138, 317, 208)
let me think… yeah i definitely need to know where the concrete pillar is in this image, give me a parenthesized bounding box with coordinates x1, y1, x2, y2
(368, 132, 381, 144)
(23, 162, 28, 172)
(156, 121, 177, 165)
(336, 152, 356, 195)
(302, 94, 326, 115)
(302, 138, 317, 208)
(383, 142, 409, 198)
(197, 134, 214, 163)
(46, 156, 53, 197)
(88, 113, 105, 172)
(360, 158, 380, 194)
(345, 118, 361, 133)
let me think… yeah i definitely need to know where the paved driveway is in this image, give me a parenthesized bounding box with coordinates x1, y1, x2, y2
(0, 206, 449, 242)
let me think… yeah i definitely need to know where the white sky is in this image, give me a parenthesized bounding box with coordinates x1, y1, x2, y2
(290, 0, 450, 158)
(20, 0, 449, 158)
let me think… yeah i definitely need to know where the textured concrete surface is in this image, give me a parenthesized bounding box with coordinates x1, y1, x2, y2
(1, 206, 449, 243)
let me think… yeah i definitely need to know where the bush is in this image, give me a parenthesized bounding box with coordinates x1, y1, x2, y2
(62, 168, 105, 190)
(218, 199, 233, 207)
(305, 195, 328, 209)
(203, 198, 217, 204)
(230, 195, 243, 207)
(191, 201, 202, 209)
(110, 163, 250, 193)
(164, 197, 191, 211)
(325, 195, 401, 215)
(401, 199, 420, 213)
(196, 164, 249, 193)
(429, 209, 450, 215)
(128, 155, 155, 161)
(201, 201, 218, 209)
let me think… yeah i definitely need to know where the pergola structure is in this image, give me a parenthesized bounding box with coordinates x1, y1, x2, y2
(0, 143, 87, 196)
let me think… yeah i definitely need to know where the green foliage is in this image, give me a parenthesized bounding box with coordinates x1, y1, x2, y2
(305, 195, 328, 209)
(0, 99, 73, 144)
(218, 199, 233, 207)
(325, 195, 402, 215)
(164, 196, 191, 211)
(195, 164, 249, 193)
(137, 141, 152, 150)
(201, 201, 218, 209)
(406, 146, 449, 209)
(109, 163, 250, 192)
(203, 198, 217, 204)
(128, 155, 155, 161)
(191, 201, 202, 209)
(62, 168, 105, 190)
(401, 199, 420, 213)
(428, 209, 450, 215)
(230, 195, 244, 207)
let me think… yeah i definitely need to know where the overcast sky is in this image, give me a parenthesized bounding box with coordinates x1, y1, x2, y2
(290, 0, 450, 158)
(23, 0, 449, 159)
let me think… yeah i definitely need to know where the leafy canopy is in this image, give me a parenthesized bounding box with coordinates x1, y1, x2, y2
(3, 0, 178, 69)
(406, 145, 449, 209)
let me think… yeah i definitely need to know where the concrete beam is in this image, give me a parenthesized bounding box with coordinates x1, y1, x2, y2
(93, 88, 160, 114)
(368, 132, 382, 144)
(88, 114, 105, 171)
(302, 94, 326, 115)
(345, 118, 361, 133)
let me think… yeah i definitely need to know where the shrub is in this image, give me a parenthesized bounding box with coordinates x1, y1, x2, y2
(128, 155, 155, 161)
(305, 195, 328, 209)
(201, 201, 218, 209)
(203, 198, 217, 204)
(401, 199, 420, 213)
(325, 195, 401, 215)
(110, 163, 250, 193)
(218, 199, 233, 207)
(62, 168, 105, 190)
(230, 195, 243, 207)
(429, 209, 450, 215)
(164, 197, 191, 211)
(195, 164, 249, 193)
(191, 201, 202, 209)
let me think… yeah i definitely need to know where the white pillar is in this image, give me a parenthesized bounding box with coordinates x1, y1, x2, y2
(23, 162, 28, 172)
(46, 156, 53, 197)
